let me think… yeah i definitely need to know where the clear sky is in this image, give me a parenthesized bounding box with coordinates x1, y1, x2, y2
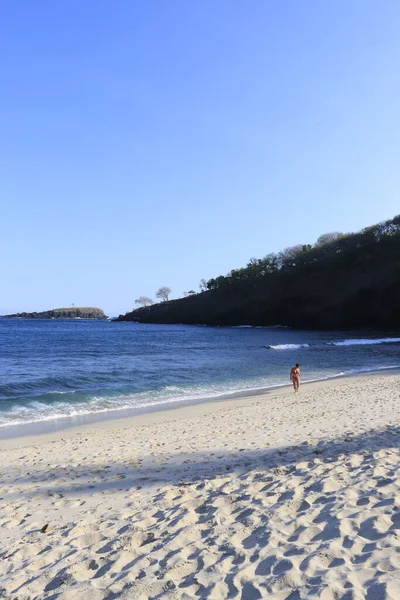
(1, 1, 399, 316)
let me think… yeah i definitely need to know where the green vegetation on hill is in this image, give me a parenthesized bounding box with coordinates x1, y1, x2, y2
(117, 214, 400, 330)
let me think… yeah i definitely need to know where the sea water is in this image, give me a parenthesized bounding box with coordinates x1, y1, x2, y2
(0, 319, 399, 431)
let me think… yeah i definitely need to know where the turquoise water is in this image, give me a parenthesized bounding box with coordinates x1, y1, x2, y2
(0, 319, 399, 428)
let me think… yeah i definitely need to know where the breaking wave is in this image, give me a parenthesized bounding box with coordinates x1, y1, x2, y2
(330, 337, 400, 347)
(267, 338, 400, 350)
(1, 364, 399, 429)
(266, 343, 311, 350)
(1, 319, 400, 431)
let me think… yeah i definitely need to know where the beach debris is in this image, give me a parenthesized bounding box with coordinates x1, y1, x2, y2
(164, 580, 176, 591)
(41, 524, 49, 533)
(140, 532, 155, 546)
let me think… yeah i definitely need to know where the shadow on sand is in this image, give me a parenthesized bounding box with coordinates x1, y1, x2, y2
(5, 423, 400, 499)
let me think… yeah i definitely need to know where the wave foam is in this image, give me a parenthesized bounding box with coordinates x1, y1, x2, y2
(267, 338, 400, 349)
(331, 337, 400, 347)
(267, 343, 310, 350)
(0, 364, 399, 429)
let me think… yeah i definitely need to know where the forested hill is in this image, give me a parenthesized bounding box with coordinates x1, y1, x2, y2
(117, 215, 400, 330)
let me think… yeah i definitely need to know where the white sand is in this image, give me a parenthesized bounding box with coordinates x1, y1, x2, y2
(1, 372, 400, 599)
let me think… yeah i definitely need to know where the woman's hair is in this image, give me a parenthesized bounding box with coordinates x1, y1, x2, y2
(295, 363, 300, 368)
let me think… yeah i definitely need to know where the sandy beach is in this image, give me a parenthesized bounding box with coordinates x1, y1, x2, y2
(1, 372, 400, 599)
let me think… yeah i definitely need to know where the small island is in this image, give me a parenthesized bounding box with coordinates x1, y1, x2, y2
(4, 307, 108, 320)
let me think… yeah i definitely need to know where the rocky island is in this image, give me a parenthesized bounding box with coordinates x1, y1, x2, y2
(5, 307, 108, 319)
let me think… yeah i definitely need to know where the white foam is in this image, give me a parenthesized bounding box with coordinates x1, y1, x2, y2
(267, 343, 310, 350)
(255, 325, 290, 329)
(1, 365, 399, 429)
(331, 338, 400, 347)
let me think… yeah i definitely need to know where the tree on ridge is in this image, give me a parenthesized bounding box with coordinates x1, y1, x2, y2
(156, 287, 171, 302)
(316, 232, 342, 246)
(135, 296, 154, 307)
(199, 279, 208, 292)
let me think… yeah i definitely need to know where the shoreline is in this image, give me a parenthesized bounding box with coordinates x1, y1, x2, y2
(1, 372, 400, 597)
(1, 366, 398, 449)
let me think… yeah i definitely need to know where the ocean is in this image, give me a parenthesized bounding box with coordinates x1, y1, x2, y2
(0, 318, 399, 433)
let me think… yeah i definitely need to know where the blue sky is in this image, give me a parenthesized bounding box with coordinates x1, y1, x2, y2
(1, 1, 399, 315)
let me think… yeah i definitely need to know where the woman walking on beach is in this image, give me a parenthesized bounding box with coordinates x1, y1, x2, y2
(290, 363, 300, 392)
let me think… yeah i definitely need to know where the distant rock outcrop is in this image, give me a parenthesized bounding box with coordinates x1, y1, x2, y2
(5, 307, 108, 319)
